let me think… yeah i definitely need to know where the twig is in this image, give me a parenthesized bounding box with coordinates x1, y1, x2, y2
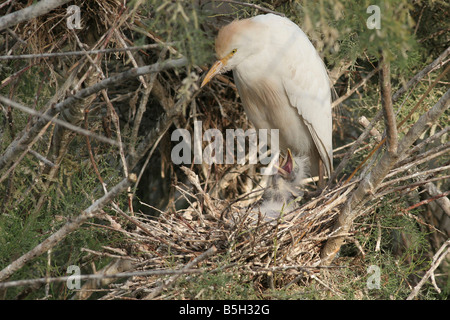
(332, 66, 380, 108)
(375, 219, 381, 252)
(404, 127, 449, 157)
(0, 118, 53, 185)
(143, 246, 217, 299)
(358, 116, 382, 142)
(0, 268, 204, 290)
(341, 63, 450, 185)
(180, 166, 218, 221)
(113, 29, 148, 89)
(375, 174, 450, 199)
(0, 64, 34, 90)
(404, 190, 450, 212)
(392, 46, 449, 102)
(424, 182, 450, 218)
(84, 112, 107, 193)
(328, 110, 383, 185)
(133, 123, 171, 197)
(388, 144, 449, 179)
(130, 82, 153, 150)
(0, 43, 169, 60)
(399, 64, 450, 129)
(28, 149, 55, 167)
(407, 240, 450, 300)
(379, 164, 450, 189)
(330, 46, 449, 185)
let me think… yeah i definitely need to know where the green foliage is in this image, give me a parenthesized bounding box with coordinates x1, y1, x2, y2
(349, 197, 434, 299)
(131, 0, 215, 66)
(291, 0, 417, 68)
(0, 136, 123, 299)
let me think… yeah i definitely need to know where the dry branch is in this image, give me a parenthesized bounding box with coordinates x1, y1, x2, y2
(0, 0, 72, 31)
(0, 95, 119, 147)
(392, 46, 450, 102)
(332, 66, 380, 108)
(0, 44, 168, 60)
(379, 54, 398, 155)
(0, 268, 204, 290)
(424, 182, 450, 218)
(320, 89, 450, 265)
(358, 116, 382, 142)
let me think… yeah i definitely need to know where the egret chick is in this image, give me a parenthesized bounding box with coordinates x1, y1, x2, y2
(258, 150, 309, 220)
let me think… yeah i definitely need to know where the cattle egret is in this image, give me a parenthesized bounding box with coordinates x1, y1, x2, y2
(201, 14, 333, 185)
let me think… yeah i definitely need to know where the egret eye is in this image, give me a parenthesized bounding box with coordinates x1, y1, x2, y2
(231, 49, 237, 54)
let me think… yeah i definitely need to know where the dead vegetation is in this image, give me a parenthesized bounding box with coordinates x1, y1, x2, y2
(0, 0, 448, 300)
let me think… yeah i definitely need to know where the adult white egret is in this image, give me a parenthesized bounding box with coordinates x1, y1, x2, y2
(201, 14, 333, 186)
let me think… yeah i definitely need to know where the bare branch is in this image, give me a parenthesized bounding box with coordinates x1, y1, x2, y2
(397, 89, 450, 155)
(321, 89, 450, 265)
(0, 95, 120, 147)
(0, 268, 204, 290)
(392, 46, 450, 102)
(0, 119, 53, 185)
(0, 0, 71, 31)
(379, 53, 398, 155)
(337, 59, 450, 185)
(358, 116, 382, 142)
(0, 43, 169, 60)
(424, 182, 450, 218)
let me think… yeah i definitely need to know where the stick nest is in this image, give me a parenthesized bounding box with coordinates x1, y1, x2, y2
(104, 170, 353, 299)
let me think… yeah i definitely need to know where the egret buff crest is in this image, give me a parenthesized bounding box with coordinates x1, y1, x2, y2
(201, 14, 333, 183)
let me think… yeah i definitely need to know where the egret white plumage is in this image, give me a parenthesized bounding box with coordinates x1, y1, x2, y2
(201, 14, 333, 184)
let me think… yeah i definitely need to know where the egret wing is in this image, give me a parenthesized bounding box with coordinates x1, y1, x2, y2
(280, 42, 333, 176)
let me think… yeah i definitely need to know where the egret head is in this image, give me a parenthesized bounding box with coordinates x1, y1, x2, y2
(201, 19, 264, 87)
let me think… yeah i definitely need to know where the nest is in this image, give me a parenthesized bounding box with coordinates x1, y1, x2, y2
(95, 165, 355, 299)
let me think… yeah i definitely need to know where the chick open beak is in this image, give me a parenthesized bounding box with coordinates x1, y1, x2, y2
(201, 59, 224, 88)
(278, 149, 294, 178)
